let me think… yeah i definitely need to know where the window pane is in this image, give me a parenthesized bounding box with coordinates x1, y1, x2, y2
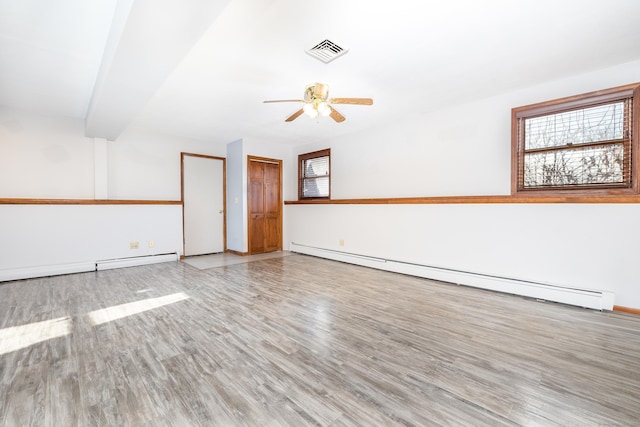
(303, 176, 329, 197)
(299, 149, 330, 199)
(525, 102, 625, 150)
(523, 143, 625, 188)
(303, 156, 329, 178)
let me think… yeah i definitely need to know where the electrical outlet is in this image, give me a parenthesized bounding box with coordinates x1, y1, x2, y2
(130, 241, 139, 249)
(339, 239, 345, 246)
(148, 240, 154, 248)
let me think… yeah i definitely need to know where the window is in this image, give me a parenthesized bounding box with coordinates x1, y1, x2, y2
(512, 83, 639, 196)
(299, 149, 330, 199)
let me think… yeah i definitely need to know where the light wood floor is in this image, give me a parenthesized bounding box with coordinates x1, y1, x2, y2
(1, 254, 639, 426)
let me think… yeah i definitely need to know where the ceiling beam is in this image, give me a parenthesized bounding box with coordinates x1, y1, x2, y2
(84, 0, 230, 140)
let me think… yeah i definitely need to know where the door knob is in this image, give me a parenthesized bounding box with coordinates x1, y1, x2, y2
(219, 210, 224, 214)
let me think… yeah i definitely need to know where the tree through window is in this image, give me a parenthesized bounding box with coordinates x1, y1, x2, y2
(512, 83, 639, 195)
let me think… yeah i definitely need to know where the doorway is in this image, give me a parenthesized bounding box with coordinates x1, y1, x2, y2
(247, 156, 282, 254)
(182, 153, 226, 256)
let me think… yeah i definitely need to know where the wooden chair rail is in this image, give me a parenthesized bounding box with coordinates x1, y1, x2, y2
(285, 194, 640, 205)
(0, 198, 182, 205)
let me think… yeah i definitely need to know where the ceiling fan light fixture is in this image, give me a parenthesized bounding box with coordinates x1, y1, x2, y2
(317, 101, 331, 117)
(303, 103, 318, 118)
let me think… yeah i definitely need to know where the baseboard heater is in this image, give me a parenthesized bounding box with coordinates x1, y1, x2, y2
(0, 253, 179, 282)
(95, 253, 179, 271)
(289, 243, 614, 311)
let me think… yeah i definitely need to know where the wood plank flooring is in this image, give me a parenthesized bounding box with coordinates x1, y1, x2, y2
(1, 253, 639, 426)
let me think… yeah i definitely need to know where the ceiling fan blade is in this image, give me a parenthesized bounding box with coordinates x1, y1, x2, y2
(314, 82, 329, 100)
(263, 99, 304, 103)
(329, 97, 373, 105)
(329, 106, 346, 122)
(285, 109, 305, 122)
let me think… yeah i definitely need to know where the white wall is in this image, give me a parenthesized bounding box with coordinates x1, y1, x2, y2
(0, 111, 228, 200)
(0, 106, 296, 274)
(285, 60, 640, 309)
(0, 108, 95, 198)
(0, 111, 227, 277)
(323, 60, 640, 199)
(0, 204, 183, 280)
(226, 139, 245, 252)
(109, 126, 227, 200)
(286, 203, 639, 308)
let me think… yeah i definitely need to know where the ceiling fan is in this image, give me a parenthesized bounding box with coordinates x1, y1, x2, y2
(263, 82, 373, 122)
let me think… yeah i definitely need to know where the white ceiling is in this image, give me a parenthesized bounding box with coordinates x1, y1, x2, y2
(1, 0, 640, 146)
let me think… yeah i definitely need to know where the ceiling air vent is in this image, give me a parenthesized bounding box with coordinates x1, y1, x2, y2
(305, 39, 349, 64)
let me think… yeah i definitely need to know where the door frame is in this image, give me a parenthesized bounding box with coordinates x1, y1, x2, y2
(247, 155, 282, 254)
(181, 152, 227, 257)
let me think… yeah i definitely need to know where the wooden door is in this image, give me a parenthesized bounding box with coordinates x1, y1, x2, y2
(248, 157, 281, 254)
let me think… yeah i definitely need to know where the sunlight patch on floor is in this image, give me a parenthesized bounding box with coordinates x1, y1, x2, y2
(0, 316, 72, 355)
(86, 292, 190, 326)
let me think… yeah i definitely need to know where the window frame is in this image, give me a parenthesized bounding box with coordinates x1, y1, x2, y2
(298, 148, 331, 200)
(511, 83, 640, 197)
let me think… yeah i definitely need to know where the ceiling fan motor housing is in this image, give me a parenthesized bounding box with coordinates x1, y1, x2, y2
(304, 83, 329, 102)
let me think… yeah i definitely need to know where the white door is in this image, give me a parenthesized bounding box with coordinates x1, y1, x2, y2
(183, 155, 224, 256)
